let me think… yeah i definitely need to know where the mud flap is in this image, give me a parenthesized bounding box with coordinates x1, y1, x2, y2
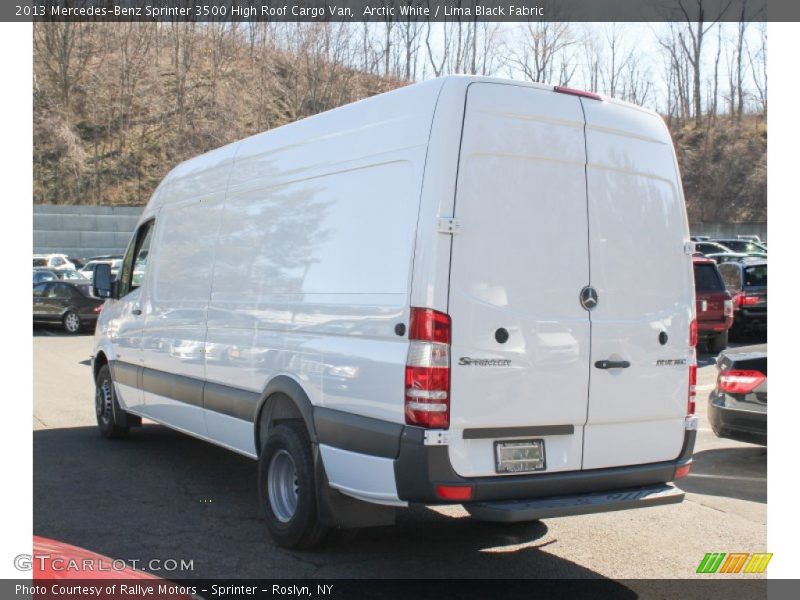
(313, 445, 396, 529)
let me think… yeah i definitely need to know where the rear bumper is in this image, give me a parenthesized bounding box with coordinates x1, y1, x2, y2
(708, 392, 767, 444)
(393, 426, 696, 504)
(464, 483, 684, 522)
(736, 309, 767, 329)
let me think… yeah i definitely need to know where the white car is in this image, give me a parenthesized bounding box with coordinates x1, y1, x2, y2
(90, 76, 697, 549)
(81, 259, 122, 279)
(33, 254, 76, 271)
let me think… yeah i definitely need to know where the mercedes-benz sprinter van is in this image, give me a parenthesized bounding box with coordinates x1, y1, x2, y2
(91, 76, 697, 549)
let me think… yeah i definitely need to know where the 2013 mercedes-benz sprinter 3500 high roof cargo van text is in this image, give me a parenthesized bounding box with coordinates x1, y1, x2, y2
(91, 76, 697, 549)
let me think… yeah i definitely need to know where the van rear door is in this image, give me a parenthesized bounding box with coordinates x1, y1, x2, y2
(580, 100, 692, 470)
(446, 83, 591, 477)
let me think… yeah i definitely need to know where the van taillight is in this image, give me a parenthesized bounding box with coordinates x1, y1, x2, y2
(688, 364, 697, 416)
(405, 307, 451, 429)
(689, 319, 698, 347)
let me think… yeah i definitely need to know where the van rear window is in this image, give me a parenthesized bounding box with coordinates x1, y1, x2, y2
(694, 264, 725, 292)
(744, 265, 767, 287)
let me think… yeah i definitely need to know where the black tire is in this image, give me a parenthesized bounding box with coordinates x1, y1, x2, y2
(710, 330, 729, 354)
(63, 311, 82, 334)
(95, 365, 129, 439)
(258, 422, 327, 549)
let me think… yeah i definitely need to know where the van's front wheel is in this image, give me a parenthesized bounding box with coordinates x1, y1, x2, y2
(95, 365, 129, 439)
(258, 422, 327, 549)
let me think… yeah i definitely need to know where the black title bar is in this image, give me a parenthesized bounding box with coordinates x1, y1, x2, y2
(4, 0, 790, 23)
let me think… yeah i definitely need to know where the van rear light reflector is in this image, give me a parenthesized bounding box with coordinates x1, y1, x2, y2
(406, 308, 451, 429)
(688, 364, 697, 416)
(554, 86, 602, 101)
(674, 463, 692, 480)
(689, 319, 698, 347)
(718, 370, 766, 394)
(405, 364, 450, 428)
(435, 484, 473, 501)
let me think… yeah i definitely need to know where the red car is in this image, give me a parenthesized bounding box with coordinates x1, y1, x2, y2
(30, 536, 193, 599)
(692, 256, 733, 352)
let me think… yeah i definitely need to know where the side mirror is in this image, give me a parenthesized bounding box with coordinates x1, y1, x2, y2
(93, 263, 115, 299)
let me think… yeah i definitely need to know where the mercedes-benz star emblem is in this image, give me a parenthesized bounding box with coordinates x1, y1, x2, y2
(580, 286, 598, 310)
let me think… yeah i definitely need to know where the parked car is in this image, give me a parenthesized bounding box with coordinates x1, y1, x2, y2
(718, 259, 767, 338)
(711, 238, 767, 256)
(33, 536, 187, 589)
(692, 256, 733, 353)
(90, 77, 696, 549)
(88, 254, 124, 261)
(32, 253, 76, 270)
(54, 269, 90, 281)
(68, 256, 86, 269)
(690, 235, 710, 242)
(736, 235, 764, 243)
(705, 252, 752, 264)
(708, 345, 767, 445)
(694, 241, 733, 256)
(32, 269, 58, 285)
(33, 281, 104, 333)
(81, 258, 123, 279)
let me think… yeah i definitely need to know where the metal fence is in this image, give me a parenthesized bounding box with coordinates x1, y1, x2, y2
(33, 204, 767, 258)
(690, 222, 767, 242)
(33, 205, 143, 258)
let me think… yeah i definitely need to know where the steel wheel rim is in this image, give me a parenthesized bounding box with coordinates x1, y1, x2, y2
(65, 313, 80, 332)
(96, 380, 113, 424)
(267, 449, 299, 523)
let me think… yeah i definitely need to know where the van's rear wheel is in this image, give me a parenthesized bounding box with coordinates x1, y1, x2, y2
(95, 365, 129, 439)
(258, 422, 327, 549)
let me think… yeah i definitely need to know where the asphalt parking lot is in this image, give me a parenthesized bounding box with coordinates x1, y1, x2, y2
(33, 328, 767, 580)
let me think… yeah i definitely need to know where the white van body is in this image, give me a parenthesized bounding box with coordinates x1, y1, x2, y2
(92, 76, 697, 546)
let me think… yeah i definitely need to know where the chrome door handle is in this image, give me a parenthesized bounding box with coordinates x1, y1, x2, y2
(595, 360, 630, 370)
(132, 308, 142, 316)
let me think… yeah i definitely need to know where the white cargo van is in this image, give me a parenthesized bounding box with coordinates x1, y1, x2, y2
(91, 76, 697, 549)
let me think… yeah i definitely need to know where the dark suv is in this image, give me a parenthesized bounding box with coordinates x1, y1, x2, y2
(717, 259, 767, 338)
(692, 256, 733, 352)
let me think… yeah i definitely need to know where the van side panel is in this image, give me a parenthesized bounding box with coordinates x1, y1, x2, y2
(581, 101, 692, 469)
(447, 83, 592, 478)
(201, 81, 444, 501)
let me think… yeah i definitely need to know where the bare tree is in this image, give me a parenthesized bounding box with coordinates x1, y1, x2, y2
(747, 21, 767, 113)
(506, 22, 575, 84)
(675, 0, 734, 123)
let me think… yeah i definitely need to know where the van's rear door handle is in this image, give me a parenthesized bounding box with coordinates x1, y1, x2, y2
(132, 308, 142, 316)
(595, 360, 630, 370)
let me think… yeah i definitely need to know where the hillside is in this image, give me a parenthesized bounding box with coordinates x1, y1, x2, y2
(33, 23, 766, 225)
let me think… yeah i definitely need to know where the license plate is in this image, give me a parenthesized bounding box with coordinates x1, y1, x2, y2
(494, 440, 546, 474)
